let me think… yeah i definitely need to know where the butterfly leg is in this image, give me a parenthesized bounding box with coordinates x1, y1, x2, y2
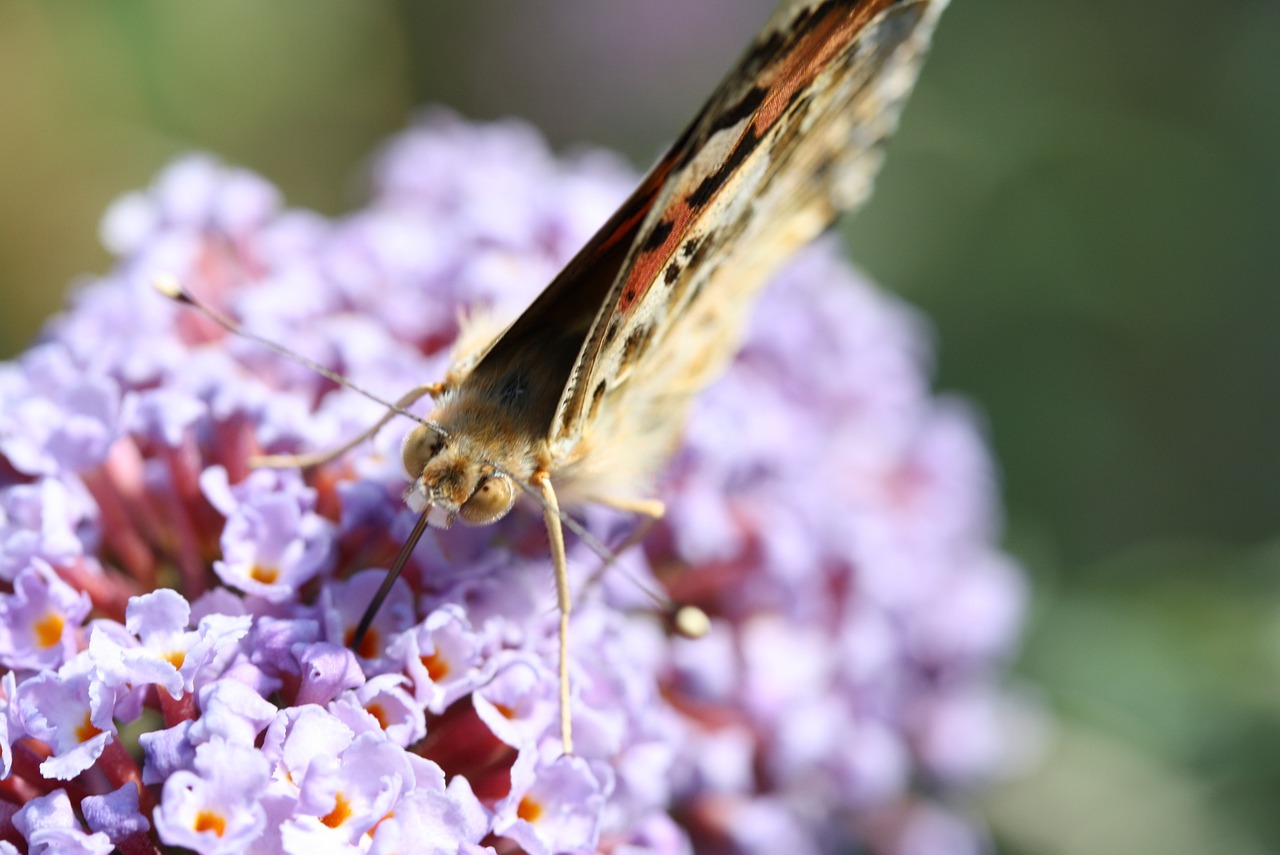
(251, 383, 443, 469)
(589, 495, 666, 519)
(532, 470, 574, 755)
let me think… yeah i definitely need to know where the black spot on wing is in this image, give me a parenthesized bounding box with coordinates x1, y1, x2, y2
(734, 1, 846, 83)
(664, 231, 713, 312)
(642, 219, 674, 253)
(557, 394, 584, 439)
(588, 380, 608, 421)
(687, 126, 762, 208)
(619, 323, 655, 371)
(708, 86, 767, 136)
(603, 318, 621, 346)
(786, 1, 853, 44)
(740, 29, 786, 78)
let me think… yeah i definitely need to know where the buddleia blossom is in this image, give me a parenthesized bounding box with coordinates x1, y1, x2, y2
(0, 112, 1028, 854)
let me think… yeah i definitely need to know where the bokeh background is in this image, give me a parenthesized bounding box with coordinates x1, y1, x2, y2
(1, 1, 1277, 852)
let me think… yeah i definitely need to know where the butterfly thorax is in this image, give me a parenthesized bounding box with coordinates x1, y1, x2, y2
(402, 351, 572, 528)
(402, 290, 601, 527)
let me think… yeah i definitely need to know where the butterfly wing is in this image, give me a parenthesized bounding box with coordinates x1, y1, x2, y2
(541, 0, 949, 494)
(439, 148, 680, 432)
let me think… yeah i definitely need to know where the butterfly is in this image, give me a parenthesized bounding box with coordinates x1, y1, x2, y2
(161, 0, 949, 755)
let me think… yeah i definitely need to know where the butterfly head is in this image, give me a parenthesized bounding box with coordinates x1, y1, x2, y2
(401, 422, 516, 528)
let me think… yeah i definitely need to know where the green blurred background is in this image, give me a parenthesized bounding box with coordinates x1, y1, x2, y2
(1, 1, 1277, 851)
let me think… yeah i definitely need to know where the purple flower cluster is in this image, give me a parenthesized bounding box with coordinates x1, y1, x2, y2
(0, 111, 1028, 854)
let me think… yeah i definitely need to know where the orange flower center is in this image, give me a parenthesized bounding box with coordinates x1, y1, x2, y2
(421, 651, 450, 681)
(75, 711, 102, 744)
(368, 810, 395, 838)
(33, 612, 65, 649)
(250, 564, 279, 584)
(322, 792, 353, 829)
(194, 810, 226, 836)
(517, 796, 543, 823)
(345, 627, 379, 660)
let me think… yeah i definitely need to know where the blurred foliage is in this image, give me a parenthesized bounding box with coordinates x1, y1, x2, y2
(1, 1, 1277, 852)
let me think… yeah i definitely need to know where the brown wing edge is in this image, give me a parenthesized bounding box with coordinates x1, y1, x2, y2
(547, 0, 946, 451)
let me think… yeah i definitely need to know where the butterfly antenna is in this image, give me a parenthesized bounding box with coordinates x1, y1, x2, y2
(153, 274, 450, 443)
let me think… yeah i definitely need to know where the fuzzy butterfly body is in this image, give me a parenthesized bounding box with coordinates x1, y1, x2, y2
(409, 0, 949, 523)
(223, 0, 953, 755)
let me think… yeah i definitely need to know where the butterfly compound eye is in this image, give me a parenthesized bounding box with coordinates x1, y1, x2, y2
(401, 424, 444, 478)
(458, 474, 516, 526)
